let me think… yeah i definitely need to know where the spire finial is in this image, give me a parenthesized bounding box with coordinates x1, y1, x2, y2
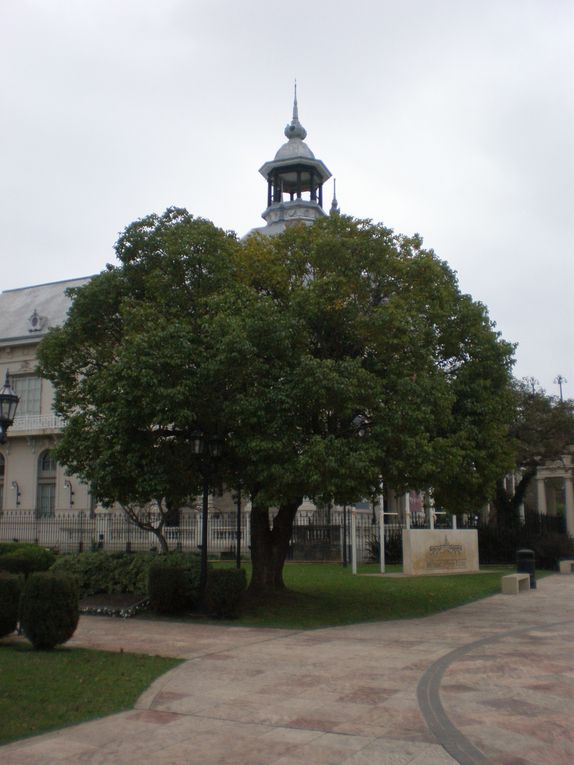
(284, 80, 307, 140)
(293, 79, 298, 121)
(330, 178, 340, 215)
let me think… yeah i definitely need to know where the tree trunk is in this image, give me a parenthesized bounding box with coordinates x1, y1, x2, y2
(248, 497, 302, 596)
(490, 467, 536, 527)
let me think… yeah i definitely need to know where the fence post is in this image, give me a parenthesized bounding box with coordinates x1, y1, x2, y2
(452, 514, 457, 530)
(379, 505, 385, 574)
(351, 509, 357, 575)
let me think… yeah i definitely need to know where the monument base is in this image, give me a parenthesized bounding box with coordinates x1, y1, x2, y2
(402, 529, 479, 576)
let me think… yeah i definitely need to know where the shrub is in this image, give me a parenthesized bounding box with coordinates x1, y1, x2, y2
(0, 572, 23, 638)
(527, 533, 574, 570)
(367, 529, 403, 565)
(148, 553, 202, 614)
(205, 568, 247, 619)
(148, 565, 190, 614)
(0, 544, 56, 576)
(50, 551, 155, 596)
(20, 572, 79, 650)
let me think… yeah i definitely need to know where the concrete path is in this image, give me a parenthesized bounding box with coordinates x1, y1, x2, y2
(1, 575, 573, 764)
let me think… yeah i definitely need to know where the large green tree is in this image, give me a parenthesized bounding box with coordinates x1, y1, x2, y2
(38, 209, 515, 592)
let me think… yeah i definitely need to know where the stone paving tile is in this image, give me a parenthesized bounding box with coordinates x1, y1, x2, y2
(1, 575, 572, 764)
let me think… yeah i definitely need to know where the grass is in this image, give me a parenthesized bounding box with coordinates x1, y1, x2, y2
(182, 561, 538, 630)
(0, 644, 180, 745)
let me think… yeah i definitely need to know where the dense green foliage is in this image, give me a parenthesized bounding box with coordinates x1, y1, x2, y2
(205, 568, 247, 618)
(148, 554, 202, 613)
(20, 572, 79, 650)
(0, 572, 22, 637)
(148, 565, 189, 614)
(50, 551, 154, 596)
(492, 380, 574, 524)
(0, 544, 56, 576)
(0, 646, 180, 745)
(38, 208, 515, 594)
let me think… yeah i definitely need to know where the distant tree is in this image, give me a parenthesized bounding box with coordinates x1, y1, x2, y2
(490, 379, 574, 526)
(39, 209, 515, 593)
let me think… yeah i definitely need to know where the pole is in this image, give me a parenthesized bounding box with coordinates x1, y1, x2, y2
(351, 509, 357, 575)
(200, 474, 209, 598)
(379, 506, 385, 574)
(342, 504, 348, 567)
(235, 486, 242, 570)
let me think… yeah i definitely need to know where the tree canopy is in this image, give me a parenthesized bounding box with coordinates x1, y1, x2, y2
(491, 379, 574, 525)
(38, 208, 516, 591)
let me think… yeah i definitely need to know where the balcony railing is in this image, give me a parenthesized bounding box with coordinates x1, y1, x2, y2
(11, 414, 65, 432)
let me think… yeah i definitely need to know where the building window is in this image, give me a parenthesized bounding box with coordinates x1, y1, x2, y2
(13, 375, 42, 416)
(37, 449, 57, 517)
(0, 453, 4, 511)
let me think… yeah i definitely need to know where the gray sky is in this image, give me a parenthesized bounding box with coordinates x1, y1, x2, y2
(1, 0, 573, 396)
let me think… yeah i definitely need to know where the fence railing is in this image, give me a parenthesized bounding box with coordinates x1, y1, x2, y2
(10, 414, 65, 431)
(0, 509, 566, 564)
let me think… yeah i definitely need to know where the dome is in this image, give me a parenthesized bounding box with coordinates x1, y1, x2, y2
(274, 138, 316, 161)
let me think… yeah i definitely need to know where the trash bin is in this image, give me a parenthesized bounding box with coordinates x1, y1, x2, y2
(516, 548, 536, 589)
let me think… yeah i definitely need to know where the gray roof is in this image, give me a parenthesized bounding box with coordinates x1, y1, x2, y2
(0, 276, 92, 345)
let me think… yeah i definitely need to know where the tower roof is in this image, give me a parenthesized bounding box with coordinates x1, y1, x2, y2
(251, 87, 332, 237)
(259, 86, 331, 183)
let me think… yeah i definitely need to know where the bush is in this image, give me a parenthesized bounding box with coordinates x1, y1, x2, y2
(367, 529, 403, 565)
(0, 544, 56, 577)
(148, 553, 202, 614)
(148, 565, 190, 614)
(20, 572, 79, 650)
(527, 533, 574, 570)
(0, 573, 23, 638)
(50, 551, 155, 596)
(205, 568, 247, 619)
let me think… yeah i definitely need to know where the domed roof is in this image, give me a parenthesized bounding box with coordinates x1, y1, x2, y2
(274, 138, 316, 161)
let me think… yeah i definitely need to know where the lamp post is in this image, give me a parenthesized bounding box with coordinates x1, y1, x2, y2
(190, 430, 223, 599)
(0, 371, 20, 445)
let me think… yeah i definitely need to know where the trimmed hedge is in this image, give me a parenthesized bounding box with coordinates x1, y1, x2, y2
(148, 565, 190, 614)
(0, 572, 23, 637)
(0, 544, 56, 577)
(50, 550, 202, 603)
(205, 568, 247, 619)
(20, 572, 79, 650)
(50, 551, 155, 596)
(148, 553, 202, 614)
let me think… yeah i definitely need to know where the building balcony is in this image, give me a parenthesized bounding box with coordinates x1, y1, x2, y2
(10, 413, 65, 435)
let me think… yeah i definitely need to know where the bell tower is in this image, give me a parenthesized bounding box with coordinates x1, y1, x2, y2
(256, 85, 332, 235)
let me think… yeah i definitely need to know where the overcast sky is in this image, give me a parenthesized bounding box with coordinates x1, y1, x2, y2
(1, 0, 572, 396)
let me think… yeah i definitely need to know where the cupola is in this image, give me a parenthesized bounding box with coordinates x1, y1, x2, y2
(257, 85, 332, 235)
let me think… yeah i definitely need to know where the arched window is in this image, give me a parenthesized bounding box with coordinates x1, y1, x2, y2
(0, 453, 4, 511)
(37, 450, 57, 517)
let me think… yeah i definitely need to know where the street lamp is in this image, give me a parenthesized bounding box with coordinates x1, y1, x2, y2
(0, 371, 19, 445)
(190, 430, 223, 598)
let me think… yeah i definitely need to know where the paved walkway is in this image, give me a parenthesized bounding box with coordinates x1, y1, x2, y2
(1, 575, 573, 764)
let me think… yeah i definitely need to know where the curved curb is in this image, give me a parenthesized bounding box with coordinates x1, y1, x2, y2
(416, 619, 574, 765)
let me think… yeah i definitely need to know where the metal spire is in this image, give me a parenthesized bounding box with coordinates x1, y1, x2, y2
(284, 80, 307, 140)
(330, 178, 340, 215)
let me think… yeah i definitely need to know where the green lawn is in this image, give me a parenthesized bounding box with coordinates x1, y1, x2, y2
(196, 561, 532, 629)
(0, 645, 180, 745)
